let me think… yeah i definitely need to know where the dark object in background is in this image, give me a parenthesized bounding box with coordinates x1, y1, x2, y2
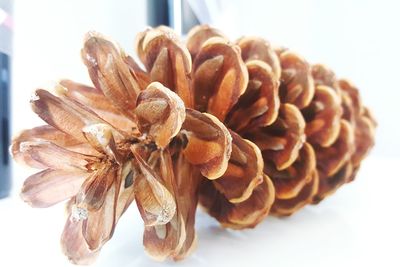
(147, 0, 171, 27)
(146, 0, 200, 34)
(0, 53, 10, 199)
(0, 0, 12, 199)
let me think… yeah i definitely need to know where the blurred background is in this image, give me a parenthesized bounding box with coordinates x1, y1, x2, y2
(1, 0, 399, 266)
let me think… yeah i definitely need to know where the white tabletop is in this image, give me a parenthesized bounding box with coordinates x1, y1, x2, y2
(1, 156, 399, 267)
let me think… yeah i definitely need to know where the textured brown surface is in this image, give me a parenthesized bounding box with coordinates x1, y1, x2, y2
(12, 25, 375, 263)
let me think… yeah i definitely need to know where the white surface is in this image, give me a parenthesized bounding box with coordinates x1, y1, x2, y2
(1, 157, 399, 267)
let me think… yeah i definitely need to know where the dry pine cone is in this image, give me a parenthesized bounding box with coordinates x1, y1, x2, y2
(12, 25, 376, 264)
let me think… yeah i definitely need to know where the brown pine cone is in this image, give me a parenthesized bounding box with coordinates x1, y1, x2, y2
(186, 25, 375, 217)
(11, 25, 375, 264)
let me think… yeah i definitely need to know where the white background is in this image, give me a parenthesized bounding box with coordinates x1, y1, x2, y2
(2, 0, 400, 266)
(10, 0, 400, 158)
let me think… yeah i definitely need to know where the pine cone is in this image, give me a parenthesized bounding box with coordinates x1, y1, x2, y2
(11, 25, 375, 264)
(186, 25, 375, 216)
